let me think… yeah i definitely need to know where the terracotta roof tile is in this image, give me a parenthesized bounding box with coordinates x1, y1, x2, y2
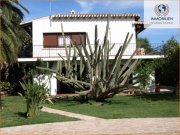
(52, 13, 140, 20)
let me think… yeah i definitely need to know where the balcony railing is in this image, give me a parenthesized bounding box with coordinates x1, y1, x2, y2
(19, 43, 165, 58)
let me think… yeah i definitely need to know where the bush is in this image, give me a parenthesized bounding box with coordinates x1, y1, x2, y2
(155, 37, 179, 87)
(20, 81, 53, 117)
(0, 82, 13, 91)
(135, 60, 155, 89)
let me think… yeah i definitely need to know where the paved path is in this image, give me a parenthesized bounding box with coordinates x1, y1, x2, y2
(1, 118, 179, 135)
(0, 107, 179, 135)
(42, 107, 104, 121)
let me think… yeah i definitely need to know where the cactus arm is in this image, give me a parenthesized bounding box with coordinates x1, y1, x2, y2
(36, 66, 60, 76)
(117, 40, 140, 79)
(86, 33, 93, 54)
(106, 32, 130, 83)
(55, 76, 91, 86)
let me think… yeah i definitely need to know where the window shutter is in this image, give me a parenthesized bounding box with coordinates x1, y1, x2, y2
(43, 34, 58, 48)
(71, 33, 86, 45)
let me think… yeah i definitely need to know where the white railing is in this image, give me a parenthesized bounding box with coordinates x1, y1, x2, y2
(23, 43, 164, 58)
(33, 43, 136, 58)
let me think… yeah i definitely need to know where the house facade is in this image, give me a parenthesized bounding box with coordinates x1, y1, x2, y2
(20, 13, 163, 95)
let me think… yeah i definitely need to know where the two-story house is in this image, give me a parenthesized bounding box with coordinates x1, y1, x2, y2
(19, 12, 163, 95)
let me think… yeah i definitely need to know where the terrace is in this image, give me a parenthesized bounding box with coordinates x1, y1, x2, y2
(18, 43, 164, 62)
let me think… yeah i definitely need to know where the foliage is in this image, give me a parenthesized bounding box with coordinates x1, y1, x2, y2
(0, 81, 13, 109)
(0, 96, 77, 127)
(0, 81, 13, 91)
(0, 59, 49, 95)
(38, 16, 141, 101)
(18, 59, 50, 82)
(24, 59, 50, 81)
(0, 0, 31, 109)
(0, 0, 29, 66)
(135, 60, 155, 89)
(18, 25, 32, 58)
(136, 37, 179, 89)
(20, 81, 53, 117)
(155, 37, 179, 87)
(137, 38, 153, 54)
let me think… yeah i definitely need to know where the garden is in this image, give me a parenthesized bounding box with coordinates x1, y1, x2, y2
(0, 93, 179, 127)
(0, 0, 179, 129)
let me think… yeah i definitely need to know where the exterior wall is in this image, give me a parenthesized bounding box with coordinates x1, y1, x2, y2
(32, 16, 136, 58)
(33, 73, 57, 96)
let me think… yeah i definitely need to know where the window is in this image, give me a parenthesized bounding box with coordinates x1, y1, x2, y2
(43, 32, 86, 48)
(58, 36, 71, 47)
(43, 33, 58, 48)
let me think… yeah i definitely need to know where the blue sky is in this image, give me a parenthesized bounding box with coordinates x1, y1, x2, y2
(19, 0, 179, 44)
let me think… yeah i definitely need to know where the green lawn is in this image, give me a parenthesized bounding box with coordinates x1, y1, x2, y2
(46, 94, 179, 119)
(0, 96, 78, 128)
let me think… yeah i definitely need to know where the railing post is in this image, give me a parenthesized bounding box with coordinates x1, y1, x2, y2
(49, 48, 50, 57)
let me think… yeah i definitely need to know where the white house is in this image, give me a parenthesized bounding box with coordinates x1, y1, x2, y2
(19, 12, 163, 95)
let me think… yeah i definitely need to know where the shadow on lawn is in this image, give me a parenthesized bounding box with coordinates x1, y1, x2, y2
(50, 93, 178, 107)
(104, 100, 129, 105)
(133, 93, 179, 101)
(16, 112, 27, 118)
(50, 97, 83, 107)
(51, 96, 130, 106)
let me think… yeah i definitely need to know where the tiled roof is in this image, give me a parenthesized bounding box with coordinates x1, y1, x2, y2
(133, 20, 144, 24)
(52, 13, 140, 20)
(133, 20, 150, 26)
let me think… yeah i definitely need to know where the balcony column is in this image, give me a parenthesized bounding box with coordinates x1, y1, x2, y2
(49, 73, 57, 96)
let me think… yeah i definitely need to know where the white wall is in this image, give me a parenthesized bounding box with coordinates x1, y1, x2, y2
(33, 73, 57, 96)
(32, 17, 136, 58)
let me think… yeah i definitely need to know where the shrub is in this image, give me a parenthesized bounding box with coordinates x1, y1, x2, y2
(0, 82, 13, 91)
(20, 81, 53, 117)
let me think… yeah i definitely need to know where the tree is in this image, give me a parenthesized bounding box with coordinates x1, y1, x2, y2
(136, 37, 179, 91)
(155, 37, 179, 88)
(0, 0, 29, 66)
(0, 0, 29, 109)
(135, 60, 155, 90)
(134, 38, 154, 89)
(137, 38, 152, 54)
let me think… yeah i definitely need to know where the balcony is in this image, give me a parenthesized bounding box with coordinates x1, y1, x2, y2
(18, 43, 164, 62)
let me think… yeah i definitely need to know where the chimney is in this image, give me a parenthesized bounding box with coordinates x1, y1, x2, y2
(70, 10, 75, 14)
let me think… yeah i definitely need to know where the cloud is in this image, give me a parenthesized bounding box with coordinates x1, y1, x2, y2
(74, 0, 143, 13)
(74, 0, 98, 13)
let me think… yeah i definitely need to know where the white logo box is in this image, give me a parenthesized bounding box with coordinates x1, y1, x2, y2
(144, 0, 179, 28)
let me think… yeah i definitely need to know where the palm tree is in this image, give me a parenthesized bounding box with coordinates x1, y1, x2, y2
(0, 0, 29, 109)
(0, 0, 29, 66)
(0, 0, 29, 81)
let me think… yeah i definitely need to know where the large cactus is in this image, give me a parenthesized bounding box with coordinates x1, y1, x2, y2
(38, 15, 141, 101)
(73, 16, 141, 101)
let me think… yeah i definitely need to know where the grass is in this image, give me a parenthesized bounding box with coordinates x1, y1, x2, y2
(46, 93, 179, 119)
(0, 96, 78, 128)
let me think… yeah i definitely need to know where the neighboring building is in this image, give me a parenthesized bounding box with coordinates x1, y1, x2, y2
(19, 12, 163, 95)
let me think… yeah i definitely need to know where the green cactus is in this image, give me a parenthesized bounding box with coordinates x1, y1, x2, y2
(73, 15, 141, 101)
(38, 15, 141, 101)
